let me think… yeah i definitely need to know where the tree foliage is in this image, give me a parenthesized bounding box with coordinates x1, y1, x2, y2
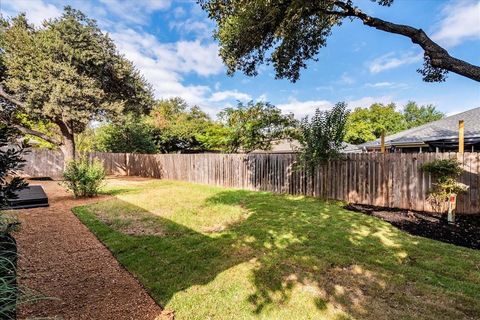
(216, 101, 297, 153)
(0, 7, 154, 160)
(149, 98, 213, 153)
(0, 125, 28, 208)
(298, 102, 349, 171)
(199, 0, 480, 82)
(344, 102, 444, 144)
(421, 159, 467, 211)
(62, 157, 106, 198)
(345, 103, 406, 144)
(403, 101, 444, 129)
(95, 116, 157, 154)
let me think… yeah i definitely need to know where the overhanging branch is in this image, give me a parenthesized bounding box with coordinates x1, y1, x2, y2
(332, 1, 480, 82)
(11, 124, 61, 146)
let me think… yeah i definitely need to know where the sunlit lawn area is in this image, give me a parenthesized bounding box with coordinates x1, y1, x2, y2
(74, 178, 480, 320)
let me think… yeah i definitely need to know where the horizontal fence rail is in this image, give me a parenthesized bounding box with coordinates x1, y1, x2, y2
(19, 150, 480, 215)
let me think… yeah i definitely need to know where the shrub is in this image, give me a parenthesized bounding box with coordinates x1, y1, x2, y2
(298, 102, 349, 171)
(421, 158, 468, 210)
(62, 158, 106, 197)
(0, 124, 27, 319)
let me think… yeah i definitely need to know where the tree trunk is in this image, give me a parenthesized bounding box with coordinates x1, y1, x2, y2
(57, 121, 76, 164)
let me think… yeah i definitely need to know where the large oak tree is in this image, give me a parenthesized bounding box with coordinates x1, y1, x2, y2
(199, 0, 480, 82)
(0, 7, 154, 161)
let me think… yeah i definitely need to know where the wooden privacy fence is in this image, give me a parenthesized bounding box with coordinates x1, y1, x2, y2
(20, 150, 480, 214)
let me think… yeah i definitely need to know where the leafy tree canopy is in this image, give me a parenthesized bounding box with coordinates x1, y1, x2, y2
(345, 102, 444, 144)
(403, 101, 444, 129)
(148, 98, 213, 153)
(200, 0, 480, 82)
(0, 7, 154, 160)
(345, 103, 406, 144)
(217, 101, 298, 153)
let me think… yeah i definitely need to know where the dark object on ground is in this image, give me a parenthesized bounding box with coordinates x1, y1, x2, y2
(345, 204, 480, 250)
(0, 233, 18, 319)
(5, 186, 49, 209)
(28, 177, 53, 181)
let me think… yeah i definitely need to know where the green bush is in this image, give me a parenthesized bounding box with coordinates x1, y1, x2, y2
(421, 158, 468, 210)
(62, 158, 106, 197)
(421, 158, 464, 178)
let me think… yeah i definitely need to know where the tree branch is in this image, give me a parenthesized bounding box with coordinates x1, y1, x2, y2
(11, 124, 62, 146)
(333, 1, 480, 82)
(0, 85, 62, 146)
(0, 86, 26, 108)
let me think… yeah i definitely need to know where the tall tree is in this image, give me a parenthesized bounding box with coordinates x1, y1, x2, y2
(403, 101, 444, 128)
(345, 103, 406, 144)
(298, 102, 349, 170)
(200, 0, 480, 82)
(0, 8, 154, 161)
(217, 101, 297, 153)
(149, 98, 213, 153)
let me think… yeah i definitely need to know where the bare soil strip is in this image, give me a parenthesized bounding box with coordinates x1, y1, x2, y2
(13, 180, 164, 320)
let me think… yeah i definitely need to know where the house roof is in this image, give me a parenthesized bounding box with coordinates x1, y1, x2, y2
(360, 107, 480, 149)
(250, 139, 361, 153)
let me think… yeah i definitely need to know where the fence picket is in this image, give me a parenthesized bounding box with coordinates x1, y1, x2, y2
(19, 150, 480, 214)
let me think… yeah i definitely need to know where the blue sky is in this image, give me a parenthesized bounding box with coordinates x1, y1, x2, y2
(1, 0, 479, 118)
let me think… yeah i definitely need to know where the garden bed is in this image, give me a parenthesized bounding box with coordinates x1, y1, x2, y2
(345, 204, 480, 250)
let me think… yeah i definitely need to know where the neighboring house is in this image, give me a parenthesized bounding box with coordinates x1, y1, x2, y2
(250, 139, 360, 153)
(359, 107, 480, 153)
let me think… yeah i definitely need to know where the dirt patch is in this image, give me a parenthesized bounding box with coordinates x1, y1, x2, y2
(345, 204, 480, 250)
(96, 211, 166, 237)
(12, 179, 166, 320)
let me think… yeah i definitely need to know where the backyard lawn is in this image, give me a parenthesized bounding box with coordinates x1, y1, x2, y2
(74, 178, 480, 320)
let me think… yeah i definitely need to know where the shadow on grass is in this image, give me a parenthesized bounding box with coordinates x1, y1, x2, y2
(75, 188, 480, 319)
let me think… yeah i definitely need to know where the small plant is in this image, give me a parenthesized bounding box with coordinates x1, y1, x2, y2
(421, 158, 468, 211)
(62, 158, 106, 197)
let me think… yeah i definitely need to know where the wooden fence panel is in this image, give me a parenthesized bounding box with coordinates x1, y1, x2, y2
(18, 150, 480, 214)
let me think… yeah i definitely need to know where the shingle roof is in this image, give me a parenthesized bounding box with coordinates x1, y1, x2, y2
(250, 139, 361, 153)
(360, 107, 480, 148)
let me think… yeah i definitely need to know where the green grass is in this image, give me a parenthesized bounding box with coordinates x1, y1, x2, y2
(74, 178, 480, 320)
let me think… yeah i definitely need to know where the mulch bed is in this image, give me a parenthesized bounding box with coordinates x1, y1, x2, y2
(345, 204, 480, 250)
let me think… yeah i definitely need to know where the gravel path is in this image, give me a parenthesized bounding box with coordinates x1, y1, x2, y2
(13, 180, 164, 320)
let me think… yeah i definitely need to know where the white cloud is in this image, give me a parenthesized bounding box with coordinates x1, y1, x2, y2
(277, 96, 403, 118)
(347, 96, 397, 109)
(169, 18, 213, 40)
(99, 0, 171, 24)
(176, 41, 223, 76)
(337, 72, 355, 85)
(1, 0, 62, 26)
(315, 85, 334, 92)
(368, 51, 422, 74)
(257, 93, 268, 102)
(277, 99, 333, 118)
(110, 28, 224, 105)
(432, 0, 480, 47)
(209, 90, 252, 102)
(365, 82, 408, 89)
(173, 7, 186, 18)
